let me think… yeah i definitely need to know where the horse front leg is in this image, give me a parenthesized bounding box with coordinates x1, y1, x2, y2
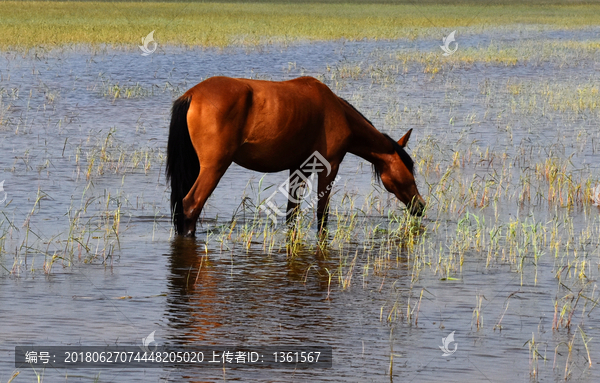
(285, 168, 300, 227)
(316, 163, 340, 237)
(182, 164, 230, 237)
(285, 168, 312, 227)
(285, 197, 300, 227)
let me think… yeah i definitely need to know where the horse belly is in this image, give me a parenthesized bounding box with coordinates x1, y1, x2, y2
(233, 135, 318, 173)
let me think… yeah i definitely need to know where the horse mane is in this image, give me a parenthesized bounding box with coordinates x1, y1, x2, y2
(339, 98, 414, 183)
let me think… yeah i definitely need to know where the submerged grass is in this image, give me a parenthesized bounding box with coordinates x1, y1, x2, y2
(75, 128, 165, 179)
(2, 1, 600, 49)
(6, 183, 125, 276)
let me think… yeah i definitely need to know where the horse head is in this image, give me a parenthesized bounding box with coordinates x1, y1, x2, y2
(374, 129, 426, 216)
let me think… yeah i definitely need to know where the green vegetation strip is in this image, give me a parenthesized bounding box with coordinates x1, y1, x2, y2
(2, 1, 600, 49)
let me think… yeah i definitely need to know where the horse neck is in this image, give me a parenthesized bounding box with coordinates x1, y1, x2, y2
(342, 103, 394, 167)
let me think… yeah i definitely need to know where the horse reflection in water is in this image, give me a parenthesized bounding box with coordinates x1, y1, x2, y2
(165, 238, 222, 343)
(164, 239, 415, 381)
(165, 238, 337, 345)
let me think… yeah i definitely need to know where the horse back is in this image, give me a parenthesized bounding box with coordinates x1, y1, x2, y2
(184, 76, 350, 172)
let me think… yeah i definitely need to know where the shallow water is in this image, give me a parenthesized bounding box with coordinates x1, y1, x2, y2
(1, 29, 600, 382)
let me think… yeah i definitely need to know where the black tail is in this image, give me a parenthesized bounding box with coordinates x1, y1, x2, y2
(166, 96, 198, 235)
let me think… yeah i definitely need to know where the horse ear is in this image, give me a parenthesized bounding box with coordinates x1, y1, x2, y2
(397, 129, 413, 148)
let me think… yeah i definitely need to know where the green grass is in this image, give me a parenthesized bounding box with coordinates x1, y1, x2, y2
(2, 1, 600, 49)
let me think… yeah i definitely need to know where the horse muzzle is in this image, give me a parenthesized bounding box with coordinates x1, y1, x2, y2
(408, 196, 426, 217)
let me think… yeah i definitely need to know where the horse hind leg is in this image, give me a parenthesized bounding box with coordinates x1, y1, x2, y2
(182, 163, 231, 237)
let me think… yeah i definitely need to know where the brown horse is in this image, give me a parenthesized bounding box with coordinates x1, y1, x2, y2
(166, 76, 425, 237)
